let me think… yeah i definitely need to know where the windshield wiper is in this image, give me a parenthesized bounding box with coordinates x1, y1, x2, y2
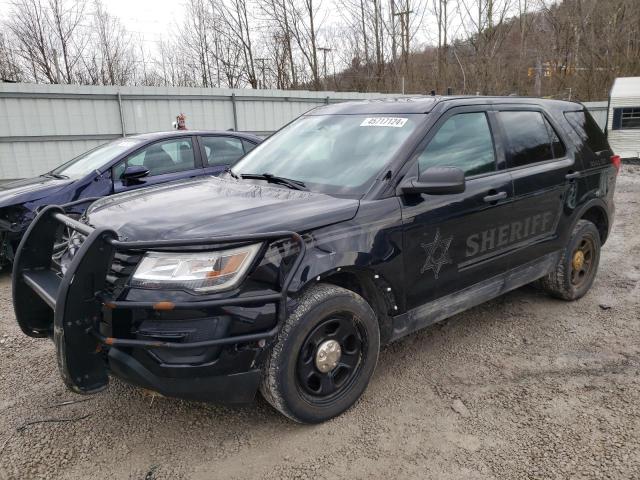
(240, 173, 307, 191)
(41, 172, 69, 179)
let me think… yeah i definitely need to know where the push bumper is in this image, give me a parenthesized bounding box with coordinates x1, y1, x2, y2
(12, 205, 305, 404)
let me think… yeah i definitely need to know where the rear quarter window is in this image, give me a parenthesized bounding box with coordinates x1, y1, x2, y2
(563, 110, 610, 154)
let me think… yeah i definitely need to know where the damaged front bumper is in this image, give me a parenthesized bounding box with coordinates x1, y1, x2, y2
(12, 205, 305, 404)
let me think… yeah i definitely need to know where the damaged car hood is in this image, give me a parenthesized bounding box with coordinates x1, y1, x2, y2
(86, 176, 359, 241)
(0, 176, 73, 208)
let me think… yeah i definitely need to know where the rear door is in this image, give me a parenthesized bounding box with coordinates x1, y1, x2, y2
(493, 107, 573, 268)
(400, 106, 518, 309)
(199, 135, 255, 175)
(112, 136, 204, 193)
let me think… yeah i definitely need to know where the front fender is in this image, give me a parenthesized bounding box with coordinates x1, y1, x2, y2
(289, 198, 406, 311)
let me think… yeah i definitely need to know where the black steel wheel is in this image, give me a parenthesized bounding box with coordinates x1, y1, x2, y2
(260, 284, 380, 423)
(296, 314, 366, 401)
(539, 219, 601, 301)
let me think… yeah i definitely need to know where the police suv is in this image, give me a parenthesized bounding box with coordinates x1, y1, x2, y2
(13, 96, 618, 423)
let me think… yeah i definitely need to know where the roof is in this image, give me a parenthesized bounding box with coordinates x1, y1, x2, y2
(308, 95, 580, 115)
(610, 77, 640, 98)
(129, 130, 262, 141)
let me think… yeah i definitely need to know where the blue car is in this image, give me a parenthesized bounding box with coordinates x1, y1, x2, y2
(0, 130, 261, 264)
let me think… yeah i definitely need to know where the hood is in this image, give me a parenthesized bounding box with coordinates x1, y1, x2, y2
(86, 176, 359, 241)
(0, 176, 73, 208)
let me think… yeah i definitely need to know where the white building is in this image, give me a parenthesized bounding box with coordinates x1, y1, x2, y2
(607, 77, 640, 160)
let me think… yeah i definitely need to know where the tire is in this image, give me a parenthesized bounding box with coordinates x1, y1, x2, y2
(260, 283, 380, 423)
(538, 219, 601, 301)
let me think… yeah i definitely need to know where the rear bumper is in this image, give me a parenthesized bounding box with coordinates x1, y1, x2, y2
(12, 204, 305, 403)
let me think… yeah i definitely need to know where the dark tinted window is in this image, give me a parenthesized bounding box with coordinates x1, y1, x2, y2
(417, 112, 496, 176)
(201, 136, 245, 166)
(499, 111, 565, 167)
(564, 110, 609, 153)
(545, 118, 566, 158)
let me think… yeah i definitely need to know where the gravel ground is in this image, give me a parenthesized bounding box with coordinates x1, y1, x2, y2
(1, 167, 639, 480)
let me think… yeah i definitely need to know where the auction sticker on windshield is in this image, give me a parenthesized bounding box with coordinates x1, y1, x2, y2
(360, 117, 408, 128)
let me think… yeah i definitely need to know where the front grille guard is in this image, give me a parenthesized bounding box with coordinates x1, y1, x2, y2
(12, 204, 306, 393)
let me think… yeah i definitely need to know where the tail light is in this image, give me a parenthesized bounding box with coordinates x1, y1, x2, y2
(611, 155, 621, 174)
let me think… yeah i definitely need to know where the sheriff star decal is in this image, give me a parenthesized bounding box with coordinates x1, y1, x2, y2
(420, 229, 453, 279)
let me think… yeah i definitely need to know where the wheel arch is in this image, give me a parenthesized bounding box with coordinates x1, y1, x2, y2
(295, 267, 398, 345)
(573, 199, 610, 245)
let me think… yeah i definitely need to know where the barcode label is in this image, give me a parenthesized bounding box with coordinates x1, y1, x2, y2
(360, 117, 408, 128)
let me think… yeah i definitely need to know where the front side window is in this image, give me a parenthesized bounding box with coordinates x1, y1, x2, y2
(114, 138, 195, 179)
(201, 136, 246, 166)
(232, 114, 423, 196)
(499, 111, 565, 168)
(417, 112, 496, 177)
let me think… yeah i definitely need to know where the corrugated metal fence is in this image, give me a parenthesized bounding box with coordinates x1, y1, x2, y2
(0, 83, 610, 179)
(0, 84, 394, 179)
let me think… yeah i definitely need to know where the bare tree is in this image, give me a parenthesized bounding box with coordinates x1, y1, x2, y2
(260, 0, 298, 88)
(48, 0, 87, 82)
(214, 0, 259, 88)
(0, 0, 639, 100)
(0, 30, 23, 81)
(84, 0, 137, 85)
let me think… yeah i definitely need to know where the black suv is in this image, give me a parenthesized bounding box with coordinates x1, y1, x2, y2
(13, 96, 618, 423)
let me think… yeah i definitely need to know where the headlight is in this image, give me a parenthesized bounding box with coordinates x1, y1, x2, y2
(130, 244, 261, 293)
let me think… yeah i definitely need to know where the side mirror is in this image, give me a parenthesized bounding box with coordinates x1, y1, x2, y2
(121, 165, 150, 182)
(400, 166, 465, 195)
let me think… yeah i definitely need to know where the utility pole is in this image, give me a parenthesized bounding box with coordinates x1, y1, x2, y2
(318, 47, 332, 88)
(393, 9, 412, 74)
(390, 0, 397, 63)
(255, 58, 267, 89)
(372, 0, 381, 72)
(52, 48, 61, 84)
(360, 0, 369, 64)
(534, 57, 542, 97)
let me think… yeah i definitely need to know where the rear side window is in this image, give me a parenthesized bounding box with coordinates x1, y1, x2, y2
(417, 112, 496, 177)
(499, 111, 566, 168)
(201, 136, 246, 166)
(564, 110, 609, 153)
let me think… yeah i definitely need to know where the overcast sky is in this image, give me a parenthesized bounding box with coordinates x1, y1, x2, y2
(96, 0, 185, 43)
(0, 0, 185, 47)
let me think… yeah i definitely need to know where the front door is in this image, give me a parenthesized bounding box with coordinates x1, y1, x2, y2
(400, 107, 517, 310)
(113, 136, 203, 193)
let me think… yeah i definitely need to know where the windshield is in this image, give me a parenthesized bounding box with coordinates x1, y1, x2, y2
(50, 138, 143, 179)
(231, 114, 423, 196)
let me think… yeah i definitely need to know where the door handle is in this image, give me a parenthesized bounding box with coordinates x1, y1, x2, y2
(565, 171, 580, 180)
(483, 191, 507, 203)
